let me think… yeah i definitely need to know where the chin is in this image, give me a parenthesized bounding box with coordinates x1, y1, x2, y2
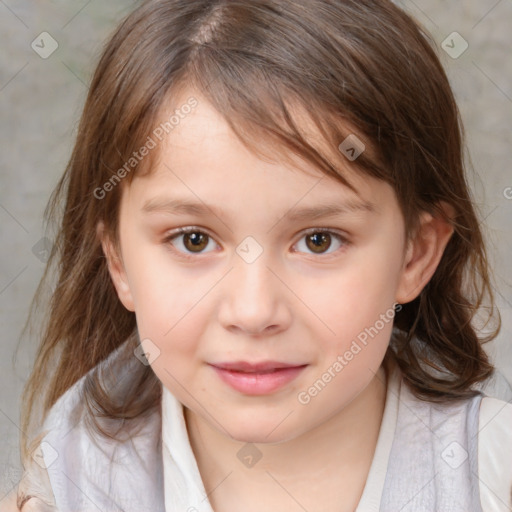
(226, 420, 300, 446)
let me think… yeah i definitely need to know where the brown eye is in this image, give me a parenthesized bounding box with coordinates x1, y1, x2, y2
(182, 231, 209, 252)
(305, 232, 332, 253)
(165, 227, 348, 260)
(165, 228, 216, 256)
(294, 229, 347, 256)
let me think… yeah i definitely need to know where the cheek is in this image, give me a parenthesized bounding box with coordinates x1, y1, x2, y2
(305, 237, 403, 363)
(122, 238, 197, 326)
(125, 259, 227, 383)
(347, 226, 404, 306)
(314, 258, 401, 339)
(134, 278, 206, 352)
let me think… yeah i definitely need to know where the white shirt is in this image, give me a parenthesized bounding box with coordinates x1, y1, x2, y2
(161, 357, 512, 511)
(15, 352, 512, 511)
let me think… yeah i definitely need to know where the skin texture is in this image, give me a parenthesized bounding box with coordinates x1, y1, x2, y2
(99, 89, 454, 511)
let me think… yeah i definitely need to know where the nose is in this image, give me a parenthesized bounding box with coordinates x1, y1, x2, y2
(217, 253, 292, 336)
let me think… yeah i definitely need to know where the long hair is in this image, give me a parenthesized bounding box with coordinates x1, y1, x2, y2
(20, 0, 500, 464)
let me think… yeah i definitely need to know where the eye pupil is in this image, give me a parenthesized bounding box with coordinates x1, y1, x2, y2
(306, 232, 332, 253)
(184, 232, 208, 252)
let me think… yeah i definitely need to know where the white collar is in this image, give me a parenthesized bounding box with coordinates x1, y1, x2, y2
(355, 357, 401, 511)
(161, 386, 215, 512)
(162, 358, 401, 511)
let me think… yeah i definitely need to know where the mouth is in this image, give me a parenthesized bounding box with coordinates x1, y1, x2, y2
(208, 361, 308, 395)
(210, 360, 307, 372)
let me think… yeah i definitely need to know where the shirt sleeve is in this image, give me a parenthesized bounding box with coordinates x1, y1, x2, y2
(16, 449, 58, 512)
(478, 396, 512, 512)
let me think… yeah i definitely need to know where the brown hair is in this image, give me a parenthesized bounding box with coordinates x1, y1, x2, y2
(20, 0, 500, 465)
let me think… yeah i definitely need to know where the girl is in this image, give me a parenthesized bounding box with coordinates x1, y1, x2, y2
(6, 0, 512, 510)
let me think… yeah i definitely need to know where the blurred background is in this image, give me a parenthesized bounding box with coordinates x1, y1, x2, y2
(1, 0, 511, 499)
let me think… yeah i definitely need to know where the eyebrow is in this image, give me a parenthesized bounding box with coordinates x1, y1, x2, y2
(141, 196, 377, 222)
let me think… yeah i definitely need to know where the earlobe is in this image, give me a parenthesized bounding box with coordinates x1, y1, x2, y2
(395, 203, 455, 304)
(96, 221, 136, 312)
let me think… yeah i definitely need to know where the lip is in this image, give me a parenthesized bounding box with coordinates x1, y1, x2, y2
(209, 361, 308, 395)
(212, 360, 304, 372)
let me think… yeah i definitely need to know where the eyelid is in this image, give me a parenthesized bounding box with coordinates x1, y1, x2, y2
(299, 226, 349, 239)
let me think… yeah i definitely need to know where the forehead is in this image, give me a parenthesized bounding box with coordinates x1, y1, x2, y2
(154, 85, 376, 164)
(123, 87, 393, 219)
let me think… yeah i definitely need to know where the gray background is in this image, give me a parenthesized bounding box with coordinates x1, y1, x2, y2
(1, 0, 511, 500)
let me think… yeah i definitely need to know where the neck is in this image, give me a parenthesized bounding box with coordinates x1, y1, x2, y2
(184, 362, 389, 507)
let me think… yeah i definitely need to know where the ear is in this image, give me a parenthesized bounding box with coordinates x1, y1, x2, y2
(395, 202, 455, 304)
(96, 221, 135, 312)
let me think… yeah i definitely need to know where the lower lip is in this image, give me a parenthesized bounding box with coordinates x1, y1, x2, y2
(210, 365, 307, 395)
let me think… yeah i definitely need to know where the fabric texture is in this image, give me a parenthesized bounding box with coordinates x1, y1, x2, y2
(16, 338, 512, 511)
(380, 373, 483, 511)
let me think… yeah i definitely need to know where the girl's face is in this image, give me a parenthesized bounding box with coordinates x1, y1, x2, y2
(104, 89, 418, 444)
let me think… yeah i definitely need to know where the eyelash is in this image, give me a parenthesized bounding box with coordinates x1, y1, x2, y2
(162, 226, 351, 260)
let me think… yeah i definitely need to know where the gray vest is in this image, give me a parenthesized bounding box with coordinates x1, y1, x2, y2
(37, 345, 484, 511)
(380, 379, 483, 511)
